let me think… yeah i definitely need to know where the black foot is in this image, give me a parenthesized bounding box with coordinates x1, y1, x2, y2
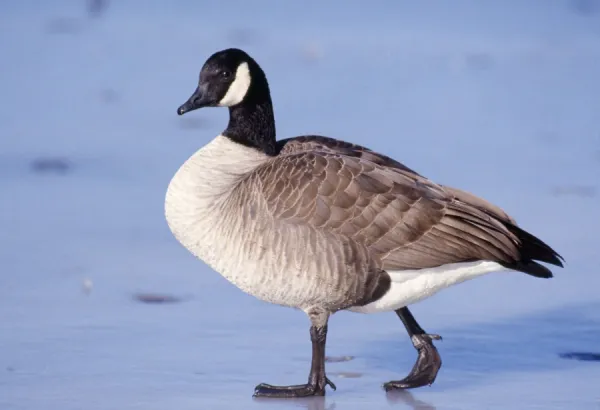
(253, 377, 336, 398)
(383, 334, 442, 391)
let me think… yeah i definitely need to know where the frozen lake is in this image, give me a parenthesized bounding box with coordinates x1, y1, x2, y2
(1, 1, 599, 409)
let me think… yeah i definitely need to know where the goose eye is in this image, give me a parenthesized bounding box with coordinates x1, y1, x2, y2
(220, 70, 232, 79)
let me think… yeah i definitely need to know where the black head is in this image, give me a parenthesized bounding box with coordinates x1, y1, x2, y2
(177, 48, 277, 155)
(177, 48, 268, 115)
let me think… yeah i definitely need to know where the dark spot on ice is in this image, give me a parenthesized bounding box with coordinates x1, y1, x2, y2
(464, 52, 494, 71)
(99, 88, 119, 104)
(325, 355, 355, 363)
(550, 185, 596, 198)
(132, 293, 183, 304)
(559, 352, 600, 362)
(31, 157, 72, 174)
(88, 0, 109, 18)
(570, 0, 598, 16)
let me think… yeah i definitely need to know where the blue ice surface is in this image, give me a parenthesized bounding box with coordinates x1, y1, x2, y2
(1, 1, 599, 409)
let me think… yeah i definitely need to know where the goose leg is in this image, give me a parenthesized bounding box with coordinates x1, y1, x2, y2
(383, 307, 442, 391)
(253, 310, 336, 398)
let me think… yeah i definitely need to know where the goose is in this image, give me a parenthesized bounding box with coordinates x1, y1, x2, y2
(165, 48, 564, 398)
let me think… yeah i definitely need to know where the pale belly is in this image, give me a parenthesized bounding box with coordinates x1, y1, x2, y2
(166, 185, 347, 310)
(183, 226, 342, 310)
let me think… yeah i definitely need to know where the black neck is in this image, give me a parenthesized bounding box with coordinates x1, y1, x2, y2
(222, 64, 277, 156)
(224, 99, 277, 155)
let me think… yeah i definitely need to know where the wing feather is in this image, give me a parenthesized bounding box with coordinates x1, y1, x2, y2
(269, 135, 563, 277)
(255, 149, 523, 271)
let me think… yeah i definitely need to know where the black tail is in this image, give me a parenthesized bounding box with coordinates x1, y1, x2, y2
(501, 223, 565, 279)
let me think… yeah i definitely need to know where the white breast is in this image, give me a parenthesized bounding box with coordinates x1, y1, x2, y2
(165, 136, 267, 285)
(165, 136, 327, 309)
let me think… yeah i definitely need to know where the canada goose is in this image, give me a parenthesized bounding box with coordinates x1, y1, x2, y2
(165, 48, 563, 398)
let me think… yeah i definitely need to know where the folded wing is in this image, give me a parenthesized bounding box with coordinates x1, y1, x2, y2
(256, 149, 547, 274)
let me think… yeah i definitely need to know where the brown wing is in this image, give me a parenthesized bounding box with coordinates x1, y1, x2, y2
(277, 135, 516, 224)
(277, 135, 419, 173)
(256, 150, 524, 271)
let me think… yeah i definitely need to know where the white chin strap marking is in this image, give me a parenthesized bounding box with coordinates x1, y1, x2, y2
(218, 62, 251, 107)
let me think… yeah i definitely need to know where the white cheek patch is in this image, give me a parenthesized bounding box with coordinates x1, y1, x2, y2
(218, 62, 251, 107)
